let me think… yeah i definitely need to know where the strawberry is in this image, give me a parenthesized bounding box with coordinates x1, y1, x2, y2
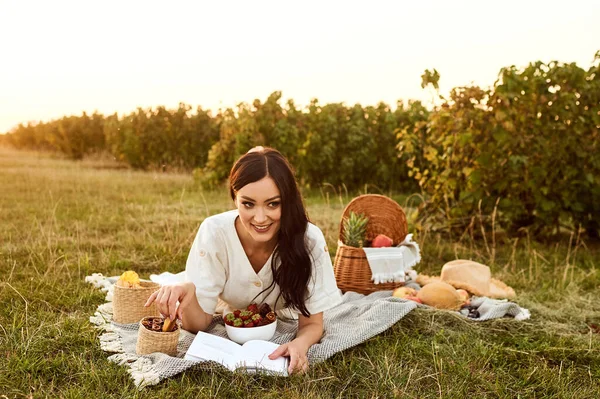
(233, 318, 243, 328)
(247, 303, 259, 314)
(233, 309, 241, 318)
(224, 313, 235, 326)
(243, 319, 255, 328)
(251, 313, 263, 324)
(256, 318, 269, 327)
(240, 310, 253, 321)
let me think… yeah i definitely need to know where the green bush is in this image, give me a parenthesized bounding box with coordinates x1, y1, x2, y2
(196, 93, 288, 189)
(104, 103, 220, 170)
(401, 53, 600, 237)
(5, 112, 105, 158)
(197, 93, 423, 192)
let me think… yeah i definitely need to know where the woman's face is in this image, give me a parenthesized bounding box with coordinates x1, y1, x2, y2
(234, 176, 282, 246)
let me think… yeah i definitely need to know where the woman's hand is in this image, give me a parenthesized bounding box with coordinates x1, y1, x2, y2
(144, 282, 196, 321)
(268, 340, 310, 374)
(268, 312, 323, 374)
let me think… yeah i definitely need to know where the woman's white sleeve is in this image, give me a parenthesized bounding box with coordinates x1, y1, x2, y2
(184, 221, 227, 315)
(305, 229, 343, 315)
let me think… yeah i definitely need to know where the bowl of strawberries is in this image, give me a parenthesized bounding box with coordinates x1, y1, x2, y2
(223, 303, 277, 344)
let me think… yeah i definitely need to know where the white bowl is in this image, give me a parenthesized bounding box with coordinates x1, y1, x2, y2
(225, 320, 277, 344)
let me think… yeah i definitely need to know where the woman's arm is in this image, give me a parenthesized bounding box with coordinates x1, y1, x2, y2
(145, 282, 213, 333)
(268, 312, 324, 374)
(293, 311, 324, 353)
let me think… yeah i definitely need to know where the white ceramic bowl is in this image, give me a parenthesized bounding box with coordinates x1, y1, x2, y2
(225, 319, 277, 344)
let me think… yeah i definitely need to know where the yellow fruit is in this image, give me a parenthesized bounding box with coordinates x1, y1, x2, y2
(117, 270, 142, 289)
(392, 287, 417, 299)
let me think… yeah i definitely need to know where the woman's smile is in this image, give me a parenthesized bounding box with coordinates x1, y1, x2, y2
(252, 223, 273, 233)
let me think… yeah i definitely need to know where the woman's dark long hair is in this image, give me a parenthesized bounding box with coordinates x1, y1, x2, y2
(229, 147, 312, 317)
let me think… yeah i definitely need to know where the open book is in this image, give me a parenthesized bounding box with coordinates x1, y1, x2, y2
(184, 331, 289, 376)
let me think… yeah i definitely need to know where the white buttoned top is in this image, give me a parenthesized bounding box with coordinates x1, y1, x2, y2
(184, 210, 343, 317)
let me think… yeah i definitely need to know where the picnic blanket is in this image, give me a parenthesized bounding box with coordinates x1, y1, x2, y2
(86, 273, 530, 388)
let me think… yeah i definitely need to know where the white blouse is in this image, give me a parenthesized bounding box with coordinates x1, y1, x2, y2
(184, 210, 342, 317)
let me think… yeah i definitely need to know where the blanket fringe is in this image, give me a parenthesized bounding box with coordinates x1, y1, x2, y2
(99, 332, 123, 352)
(109, 353, 160, 389)
(85, 273, 114, 301)
(515, 308, 531, 321)
(87, 274, 124, 351)
(87, 273, 161, 388)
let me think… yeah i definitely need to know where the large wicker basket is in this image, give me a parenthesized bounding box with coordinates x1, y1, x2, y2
(333, 194, 408, 294)
(113, 281, 160, 324)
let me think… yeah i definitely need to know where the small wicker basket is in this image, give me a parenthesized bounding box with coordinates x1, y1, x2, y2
(333, 194, 408, 294)
(113, 281, 160, 324)
(136, 316, 180, 356)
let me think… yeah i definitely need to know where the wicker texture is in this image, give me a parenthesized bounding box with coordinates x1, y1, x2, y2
(113, 281, 160, 324)
(334, 194, 408, 294)
(136, 317, 180, 356)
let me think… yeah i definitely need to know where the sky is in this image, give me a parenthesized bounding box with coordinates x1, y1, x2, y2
(1, 0, 599, 133)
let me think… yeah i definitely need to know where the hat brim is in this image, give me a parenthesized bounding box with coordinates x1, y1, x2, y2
(489, 278, 516, 299)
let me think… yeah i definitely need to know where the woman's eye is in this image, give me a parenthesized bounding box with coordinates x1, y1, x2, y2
(242, 202, 254, 208)
(269, 202, 280, 208)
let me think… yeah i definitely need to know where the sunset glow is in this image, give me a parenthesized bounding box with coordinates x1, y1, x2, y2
(1, 0, 599, 133)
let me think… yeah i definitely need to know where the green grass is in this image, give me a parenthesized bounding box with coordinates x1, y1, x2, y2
(1, 146, 599, 398)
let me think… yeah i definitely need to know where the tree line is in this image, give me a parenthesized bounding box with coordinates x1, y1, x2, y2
(3, 51, 599, 236)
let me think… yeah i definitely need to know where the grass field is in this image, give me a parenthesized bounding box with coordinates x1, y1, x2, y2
(1, 146, 599, 398)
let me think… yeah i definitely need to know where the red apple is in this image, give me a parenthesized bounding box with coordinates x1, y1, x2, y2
(372, 234, 393, 248)
(406, 296, 423, 304)
(456, 289, 470, 303)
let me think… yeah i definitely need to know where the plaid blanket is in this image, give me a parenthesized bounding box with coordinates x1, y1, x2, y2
(86, 274, 530, 388)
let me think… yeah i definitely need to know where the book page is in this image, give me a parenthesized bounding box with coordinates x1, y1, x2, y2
(236, 340, 289, 376)
(184, 331, 241, 371)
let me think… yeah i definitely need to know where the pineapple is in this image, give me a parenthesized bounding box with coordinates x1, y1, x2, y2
(342, 211, 369, 247)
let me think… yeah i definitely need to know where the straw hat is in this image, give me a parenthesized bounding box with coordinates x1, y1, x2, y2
(417, 259, 516, 299)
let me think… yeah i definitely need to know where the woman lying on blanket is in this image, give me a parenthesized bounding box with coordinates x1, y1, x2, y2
(145, 146, 342, 374)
